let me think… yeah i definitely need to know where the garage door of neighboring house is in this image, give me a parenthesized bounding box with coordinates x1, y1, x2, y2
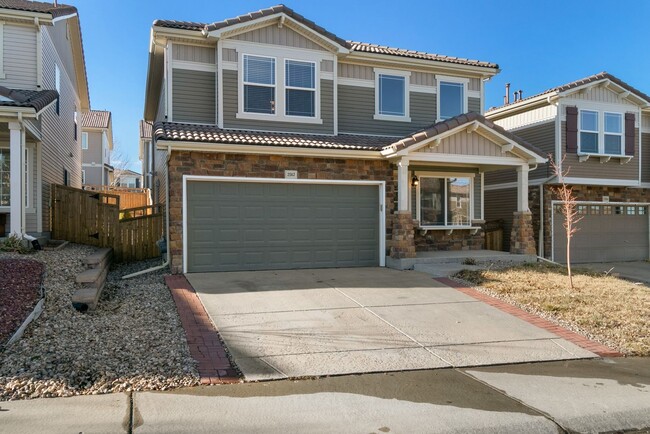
(185, 179, 383, 272)
(553, 203, 649, 263)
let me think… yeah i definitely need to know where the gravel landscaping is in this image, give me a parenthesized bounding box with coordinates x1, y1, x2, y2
(455, 262, 650, 356)
(0, 244, 199, 401)
(0, 258, 45, 343)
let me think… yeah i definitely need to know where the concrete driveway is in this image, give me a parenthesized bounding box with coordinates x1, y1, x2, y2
(579, 261, 650, 285)
(186, 268, 596, 381)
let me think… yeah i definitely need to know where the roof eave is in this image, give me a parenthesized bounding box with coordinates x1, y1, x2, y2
(345, 51, 499, 76)
(67, 14, 90, 111)
(485, 93, 558, 120)
(144, 31, 166, 121)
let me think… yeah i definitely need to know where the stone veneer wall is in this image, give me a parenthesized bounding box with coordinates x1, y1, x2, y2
(413, 228, 484, 251)
(537, 184, 650, 259)
(168, 151, 395, 273)
(510, 211, 536, 255)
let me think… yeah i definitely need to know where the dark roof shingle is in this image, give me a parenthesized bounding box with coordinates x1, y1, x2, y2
(0, 0, 77, 18)
(81, 110, 111, 129)
(0, 87, 58, 112)
(154, 122, 396, 151)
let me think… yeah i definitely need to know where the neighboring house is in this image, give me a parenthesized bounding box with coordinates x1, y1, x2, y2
(139, 120, 166, 203)
(143, 5, 545, 274)
(81, 110, 113, 186)
(114, 169, 142, 188)
(0, 0, 90, 237)
(485, 72, 650, 263)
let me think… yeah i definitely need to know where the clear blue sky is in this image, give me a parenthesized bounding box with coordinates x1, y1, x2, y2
(69, 0, 650, 172)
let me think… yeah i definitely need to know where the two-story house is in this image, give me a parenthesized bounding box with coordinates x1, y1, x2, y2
(485, 72, 650, 263)
(114, 168, 142, 188)
(0, 0, 89, 238)
(143, 5, 545, 274)
(81, 110, 113, 186)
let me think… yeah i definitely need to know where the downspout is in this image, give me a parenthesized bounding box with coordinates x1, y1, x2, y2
(122, 144, 171, 279)
(538, 184, 544, 257)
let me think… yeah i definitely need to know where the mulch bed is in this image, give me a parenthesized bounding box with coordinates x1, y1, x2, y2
(0, 259, 45, 344)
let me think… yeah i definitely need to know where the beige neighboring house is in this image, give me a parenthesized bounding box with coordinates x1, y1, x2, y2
(485, 72, 650, 263)
(143, 5, 546, 274)
(114, 169, 142, 189)
(0, 0, 90, 238)
(81, 110, 113, 186)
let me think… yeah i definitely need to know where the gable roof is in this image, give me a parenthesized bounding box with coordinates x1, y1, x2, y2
(487, 72, 650, 114)
(0, 0, 76, 18)
(82, 110, 111, 129)
(0, 86, 58, 112)
(382, 112, 546, 163)
(154, 122, 396, 151)
(153, 4, 498, 69)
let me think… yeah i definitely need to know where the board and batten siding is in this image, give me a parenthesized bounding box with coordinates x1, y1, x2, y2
(338, 85, 436, 136)
(172, 44, 215, 63)
(39, 25, 82, 233)
(642, 133, 650, 183)
(232, 25, 327, 51)
(561, 120, 639, 181)
(419, 132, 507, 157)
(222, 69, 334, 134)
(491, 104, 557, 131)
(222, 48, 237, 63)
(172, 68, 216, 124)
(1, 23, 38, 90)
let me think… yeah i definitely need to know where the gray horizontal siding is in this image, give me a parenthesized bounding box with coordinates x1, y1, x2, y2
(512, 121, 555, 180)
(2, 24, 38, 90)
(468, 97, 481, 114)
(338, 85, 436, 136)
(223, 69, 334, 134)
(642, 133, 650, 183)
(172, 68, 216, 124)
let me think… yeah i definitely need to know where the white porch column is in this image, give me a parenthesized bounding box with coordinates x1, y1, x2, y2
(516, 164, 529, 212)
(8, 122, 24, 236)
(397, 158, 409, 212)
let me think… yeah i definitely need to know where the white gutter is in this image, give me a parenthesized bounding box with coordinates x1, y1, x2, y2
(51, 13, 77, 23)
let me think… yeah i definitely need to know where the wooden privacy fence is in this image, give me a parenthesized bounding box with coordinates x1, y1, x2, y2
(484, 219, 504, 252)
(52, 184, 164, 262)
(82, 185, 151, 210)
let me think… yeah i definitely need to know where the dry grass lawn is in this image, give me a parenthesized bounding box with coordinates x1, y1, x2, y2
(455, 263, 650, 356)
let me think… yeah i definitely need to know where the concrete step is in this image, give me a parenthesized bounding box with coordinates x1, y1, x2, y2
(84, 248, 112, 268)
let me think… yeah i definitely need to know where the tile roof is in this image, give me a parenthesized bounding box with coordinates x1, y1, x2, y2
(81, 110, 111, 129)
(0, 87, 58, 112)
(153, 5, 498, 69)
(487, 72, 650, 112)
(386, 112, 545, 157)
(153, 122, 396, 151)
(0, 0, 77, 18)
(140, 120, 153, 140)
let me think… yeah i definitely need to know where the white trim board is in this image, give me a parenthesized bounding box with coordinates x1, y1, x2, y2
(181, 175, 386, 273)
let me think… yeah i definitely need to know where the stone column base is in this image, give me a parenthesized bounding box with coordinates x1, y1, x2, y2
(510, 211, 537, 255)
(390, 211, 416, 259)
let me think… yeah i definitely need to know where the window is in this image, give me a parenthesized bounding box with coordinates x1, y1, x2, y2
(590, 205, 601, 214)
(577, 205, 588, 215)
(639, 206, 647, 215)
(437, 76, 468, 121)
(579, 109, 624, 155)
(603, 206, 612, 215)
(63, 168, 69, 186)
(81, 169, 86, 185)
(73, 110, 78, 141)
(626, 206, 636, 215)
(285, 60, 315, 117)
(418, 176, 472, 227)
(378, 74, 406, 116)
(55, 64, 61, 115)
(243, 55, 275, 115)
(0, 148, 9, 206)
(81, 132, 88, 150)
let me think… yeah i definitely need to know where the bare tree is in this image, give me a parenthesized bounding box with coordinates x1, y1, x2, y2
(109, 139, 133, 187)
(549, 155, 583, 289)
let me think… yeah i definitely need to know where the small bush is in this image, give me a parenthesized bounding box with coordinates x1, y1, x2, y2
(462, 257, 477, 266)
(0, 234, 31, 254)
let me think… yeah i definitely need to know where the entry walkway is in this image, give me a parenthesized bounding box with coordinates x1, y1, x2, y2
(186, 268, 597, 381)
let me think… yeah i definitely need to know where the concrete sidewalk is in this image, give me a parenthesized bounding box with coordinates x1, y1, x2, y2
(2, 358, 649, 434)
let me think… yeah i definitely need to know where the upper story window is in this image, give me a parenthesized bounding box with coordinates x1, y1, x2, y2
(285, 60, 315, 117)
(374, 69, 410, 122)
(437, 76, 468, 121)
(579, 109, 623, 155)
(243, 55, 276, 114)
(81, 132, 88, 150)
(238, 52, 321, 124)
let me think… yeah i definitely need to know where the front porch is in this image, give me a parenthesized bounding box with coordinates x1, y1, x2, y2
(382, 113, 545, 264)
(386, 248, 537, 273)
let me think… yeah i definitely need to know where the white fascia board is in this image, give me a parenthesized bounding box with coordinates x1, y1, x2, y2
(345, 51, 499, 76)
(485, 93, 557, 119)
(152, 27, 207, 41)
(51, 13, 77, 23)
(0, 10, 52, 24)
(156, 140, 384, 160)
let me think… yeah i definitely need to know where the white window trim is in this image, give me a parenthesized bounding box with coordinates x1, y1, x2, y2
(237, 51, 323, 125)
(0, 146, 9, 210)
(374, 68, 411, 122)
(436, 75, 469, 122)
(81, 132, 88, 150)
(284, 57, 318, 120)
(415, 172, 474, 228)
(578, 109, 625, 156)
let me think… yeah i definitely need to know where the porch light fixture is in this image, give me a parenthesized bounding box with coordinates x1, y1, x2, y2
(411, 175, 419, 187)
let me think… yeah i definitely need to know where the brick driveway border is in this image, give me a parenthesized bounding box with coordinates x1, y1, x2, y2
(436, 277, 622, 358)
(165, 275, 241, 385)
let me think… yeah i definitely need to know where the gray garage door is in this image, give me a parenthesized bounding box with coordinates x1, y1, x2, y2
(553, 203, 649, 263)
(186, 181, 380, 272)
